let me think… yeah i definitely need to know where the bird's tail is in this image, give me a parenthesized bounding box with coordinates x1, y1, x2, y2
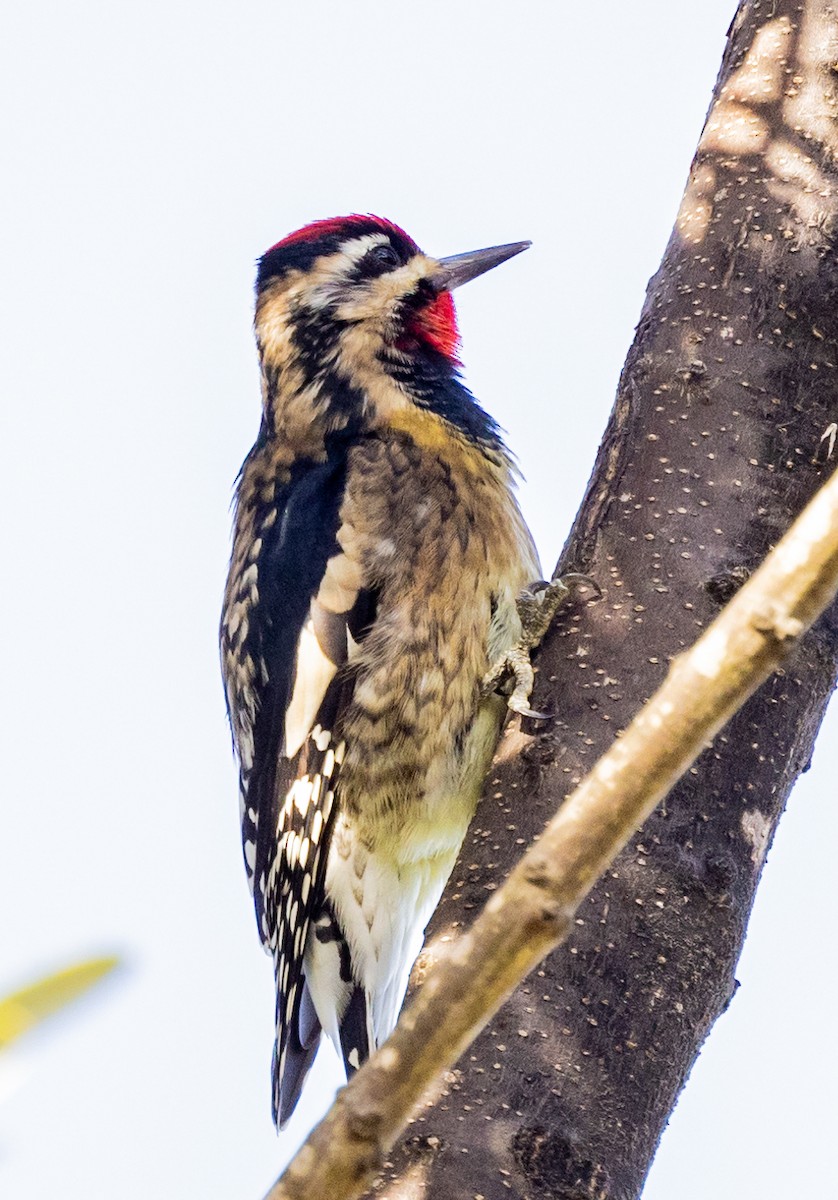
(274, 982, 321, 1129)
(337, 983, 372, 1075)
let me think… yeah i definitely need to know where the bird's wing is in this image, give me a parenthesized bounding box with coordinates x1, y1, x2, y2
(221, 438, 376, 1125)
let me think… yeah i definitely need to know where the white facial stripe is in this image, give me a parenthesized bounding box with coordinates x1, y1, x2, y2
(340, 234, 392, 264)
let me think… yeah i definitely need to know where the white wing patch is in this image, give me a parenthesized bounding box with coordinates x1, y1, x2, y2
(283, 544, 365, 758)
(284, 618, 341, 757)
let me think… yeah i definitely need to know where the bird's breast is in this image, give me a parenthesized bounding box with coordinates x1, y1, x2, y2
(335, 427, 539, 857)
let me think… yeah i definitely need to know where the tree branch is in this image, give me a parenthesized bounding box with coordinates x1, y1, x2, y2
(264, 462, 838, 1200)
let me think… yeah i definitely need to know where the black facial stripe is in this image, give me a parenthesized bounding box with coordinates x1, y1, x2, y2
(351, 243, 408, 281)
(401, 277, 436, 310)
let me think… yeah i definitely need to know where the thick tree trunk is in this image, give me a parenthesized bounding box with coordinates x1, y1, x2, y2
(372, 4, 838, 1197)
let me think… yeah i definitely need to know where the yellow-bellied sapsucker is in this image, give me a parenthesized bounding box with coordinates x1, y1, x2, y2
(221, 215, 545, 1127)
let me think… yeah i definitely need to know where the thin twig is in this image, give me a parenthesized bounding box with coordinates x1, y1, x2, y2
(265, 466, 838, 1200)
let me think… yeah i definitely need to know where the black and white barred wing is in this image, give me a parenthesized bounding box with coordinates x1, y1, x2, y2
(264, 669, 354, 1125)
(264, 596, 376, 1124)
(221, 446, 374, 1125)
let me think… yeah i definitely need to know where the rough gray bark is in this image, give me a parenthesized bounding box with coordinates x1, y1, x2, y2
(372, 3, 838, 1197)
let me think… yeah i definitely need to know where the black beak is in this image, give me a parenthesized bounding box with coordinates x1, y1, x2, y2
(430, 240, 531, 293)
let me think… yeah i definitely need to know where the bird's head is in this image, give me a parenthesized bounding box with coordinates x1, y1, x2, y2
(253, 215, 529, 450)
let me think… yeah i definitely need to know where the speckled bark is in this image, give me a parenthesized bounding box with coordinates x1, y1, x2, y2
(371, 4, 838, 1198)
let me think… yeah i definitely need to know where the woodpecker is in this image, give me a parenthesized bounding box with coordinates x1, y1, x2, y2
(221, 215, 563, 1128)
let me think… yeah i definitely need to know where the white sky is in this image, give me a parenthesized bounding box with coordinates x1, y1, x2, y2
(2, 3, 836, 1197)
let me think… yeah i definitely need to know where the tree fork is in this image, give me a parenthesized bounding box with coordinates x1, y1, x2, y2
(365, 2, 838, 1197)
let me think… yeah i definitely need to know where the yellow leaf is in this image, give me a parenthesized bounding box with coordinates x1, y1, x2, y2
(0, 957, 120, 1048)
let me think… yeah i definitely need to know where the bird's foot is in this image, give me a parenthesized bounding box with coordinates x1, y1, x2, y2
(482, 573, 600, 719)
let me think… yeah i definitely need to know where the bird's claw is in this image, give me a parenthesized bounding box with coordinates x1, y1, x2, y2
(516, 572, 600, 648)
(482, 571, 599, 718)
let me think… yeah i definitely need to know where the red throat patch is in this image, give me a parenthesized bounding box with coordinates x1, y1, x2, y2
(409, 292, 461, 362)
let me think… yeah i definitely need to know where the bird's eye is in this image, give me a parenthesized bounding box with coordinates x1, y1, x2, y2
(362, 244, 401, 274)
